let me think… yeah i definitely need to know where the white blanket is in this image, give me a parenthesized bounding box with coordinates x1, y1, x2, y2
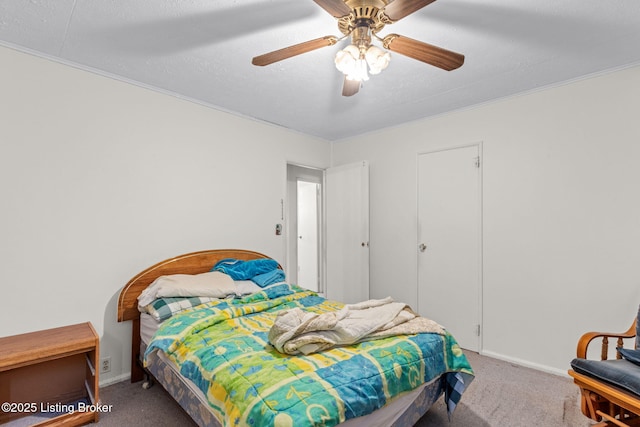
(268, 297, 445, 355)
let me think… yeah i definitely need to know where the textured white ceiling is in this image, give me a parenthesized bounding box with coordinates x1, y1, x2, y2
(1, 0, 640, 141)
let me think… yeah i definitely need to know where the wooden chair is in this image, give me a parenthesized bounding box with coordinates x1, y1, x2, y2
(569, 317, 640, 427)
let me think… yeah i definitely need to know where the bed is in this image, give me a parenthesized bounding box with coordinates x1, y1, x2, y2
(117, 249, 474, 427)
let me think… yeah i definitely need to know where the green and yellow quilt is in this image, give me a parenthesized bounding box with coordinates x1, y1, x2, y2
(145, 283, 473, 427)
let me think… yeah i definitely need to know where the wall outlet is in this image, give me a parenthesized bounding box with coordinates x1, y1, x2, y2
(100, 357, 111, 373)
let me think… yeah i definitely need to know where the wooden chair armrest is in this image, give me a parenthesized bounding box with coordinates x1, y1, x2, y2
(576, 319, 637, 359)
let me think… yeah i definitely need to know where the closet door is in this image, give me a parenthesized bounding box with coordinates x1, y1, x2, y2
(418, 146, 481, 351)
(326, 161, 369, 303)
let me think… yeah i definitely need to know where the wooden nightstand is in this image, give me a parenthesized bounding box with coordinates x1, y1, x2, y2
(0, 322, 100, 426)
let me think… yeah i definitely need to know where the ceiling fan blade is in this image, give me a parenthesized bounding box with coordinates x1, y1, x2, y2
(312, 0, 352, 18)
(383, 0, 437, 22)
(252, 36, 338, 66)
(383, 34, 464, 71)
(342, 76, 360, 97)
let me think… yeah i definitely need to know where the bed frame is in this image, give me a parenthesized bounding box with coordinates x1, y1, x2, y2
(117, 249, 445, 427)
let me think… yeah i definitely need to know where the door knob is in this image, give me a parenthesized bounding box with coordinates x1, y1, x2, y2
(419, 243, 427, 252)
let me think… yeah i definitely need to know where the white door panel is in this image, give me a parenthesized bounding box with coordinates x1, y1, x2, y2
(418, 146, 481, 351)
(297, 180, 319, 291)
(326, 161, 370, 303)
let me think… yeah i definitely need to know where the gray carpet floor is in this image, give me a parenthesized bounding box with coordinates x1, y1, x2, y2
(96, 351, 593, 426)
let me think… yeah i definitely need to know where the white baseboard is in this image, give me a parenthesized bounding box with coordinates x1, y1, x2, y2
(479, 350, 569, 378)
(99, 372, 130, 388)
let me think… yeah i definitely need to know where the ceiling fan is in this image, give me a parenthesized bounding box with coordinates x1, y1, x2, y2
(252, 0, 465, 96)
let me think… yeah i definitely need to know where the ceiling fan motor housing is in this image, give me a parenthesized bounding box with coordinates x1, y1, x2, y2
(339, 0, 391, 36)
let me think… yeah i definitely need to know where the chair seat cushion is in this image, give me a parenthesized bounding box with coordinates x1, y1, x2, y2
(571, 358, 640, 396)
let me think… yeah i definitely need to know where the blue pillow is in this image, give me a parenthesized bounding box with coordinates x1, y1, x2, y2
(618, 347, 640, 366)
(212, 258, 280, 280)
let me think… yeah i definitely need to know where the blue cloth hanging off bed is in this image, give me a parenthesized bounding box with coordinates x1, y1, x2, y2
(211, 258, 285, 287)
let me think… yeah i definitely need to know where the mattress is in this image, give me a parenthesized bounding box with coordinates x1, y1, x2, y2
(140, 312, 159, 345)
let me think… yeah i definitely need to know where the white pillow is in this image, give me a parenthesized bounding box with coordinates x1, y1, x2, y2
(234, 280, 263, 295)
(138, 271, 235, 307)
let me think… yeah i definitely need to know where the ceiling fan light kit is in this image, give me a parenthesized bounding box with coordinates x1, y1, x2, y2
(252, 0, 465, 96)
(334, 42, 391, 82)
(334, 19, 391, 83)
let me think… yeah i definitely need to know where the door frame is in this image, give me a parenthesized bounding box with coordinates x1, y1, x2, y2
(416, 142, 483, 351)
(286, 162, 326, 294)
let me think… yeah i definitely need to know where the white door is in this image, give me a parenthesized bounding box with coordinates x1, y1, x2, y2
(326, 161, 370, 303)
(418, 146, 481, 351)
(297, 180, 320, 291)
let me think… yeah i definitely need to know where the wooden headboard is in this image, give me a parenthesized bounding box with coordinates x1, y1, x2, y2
(117, 249, 277, 322)
(117, 249, 278, 382)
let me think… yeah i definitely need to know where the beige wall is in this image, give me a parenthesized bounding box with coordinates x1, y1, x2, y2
(0, 45, 330, 384)
(3, 39, 640, 383)
(332, 63, 640, 374)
